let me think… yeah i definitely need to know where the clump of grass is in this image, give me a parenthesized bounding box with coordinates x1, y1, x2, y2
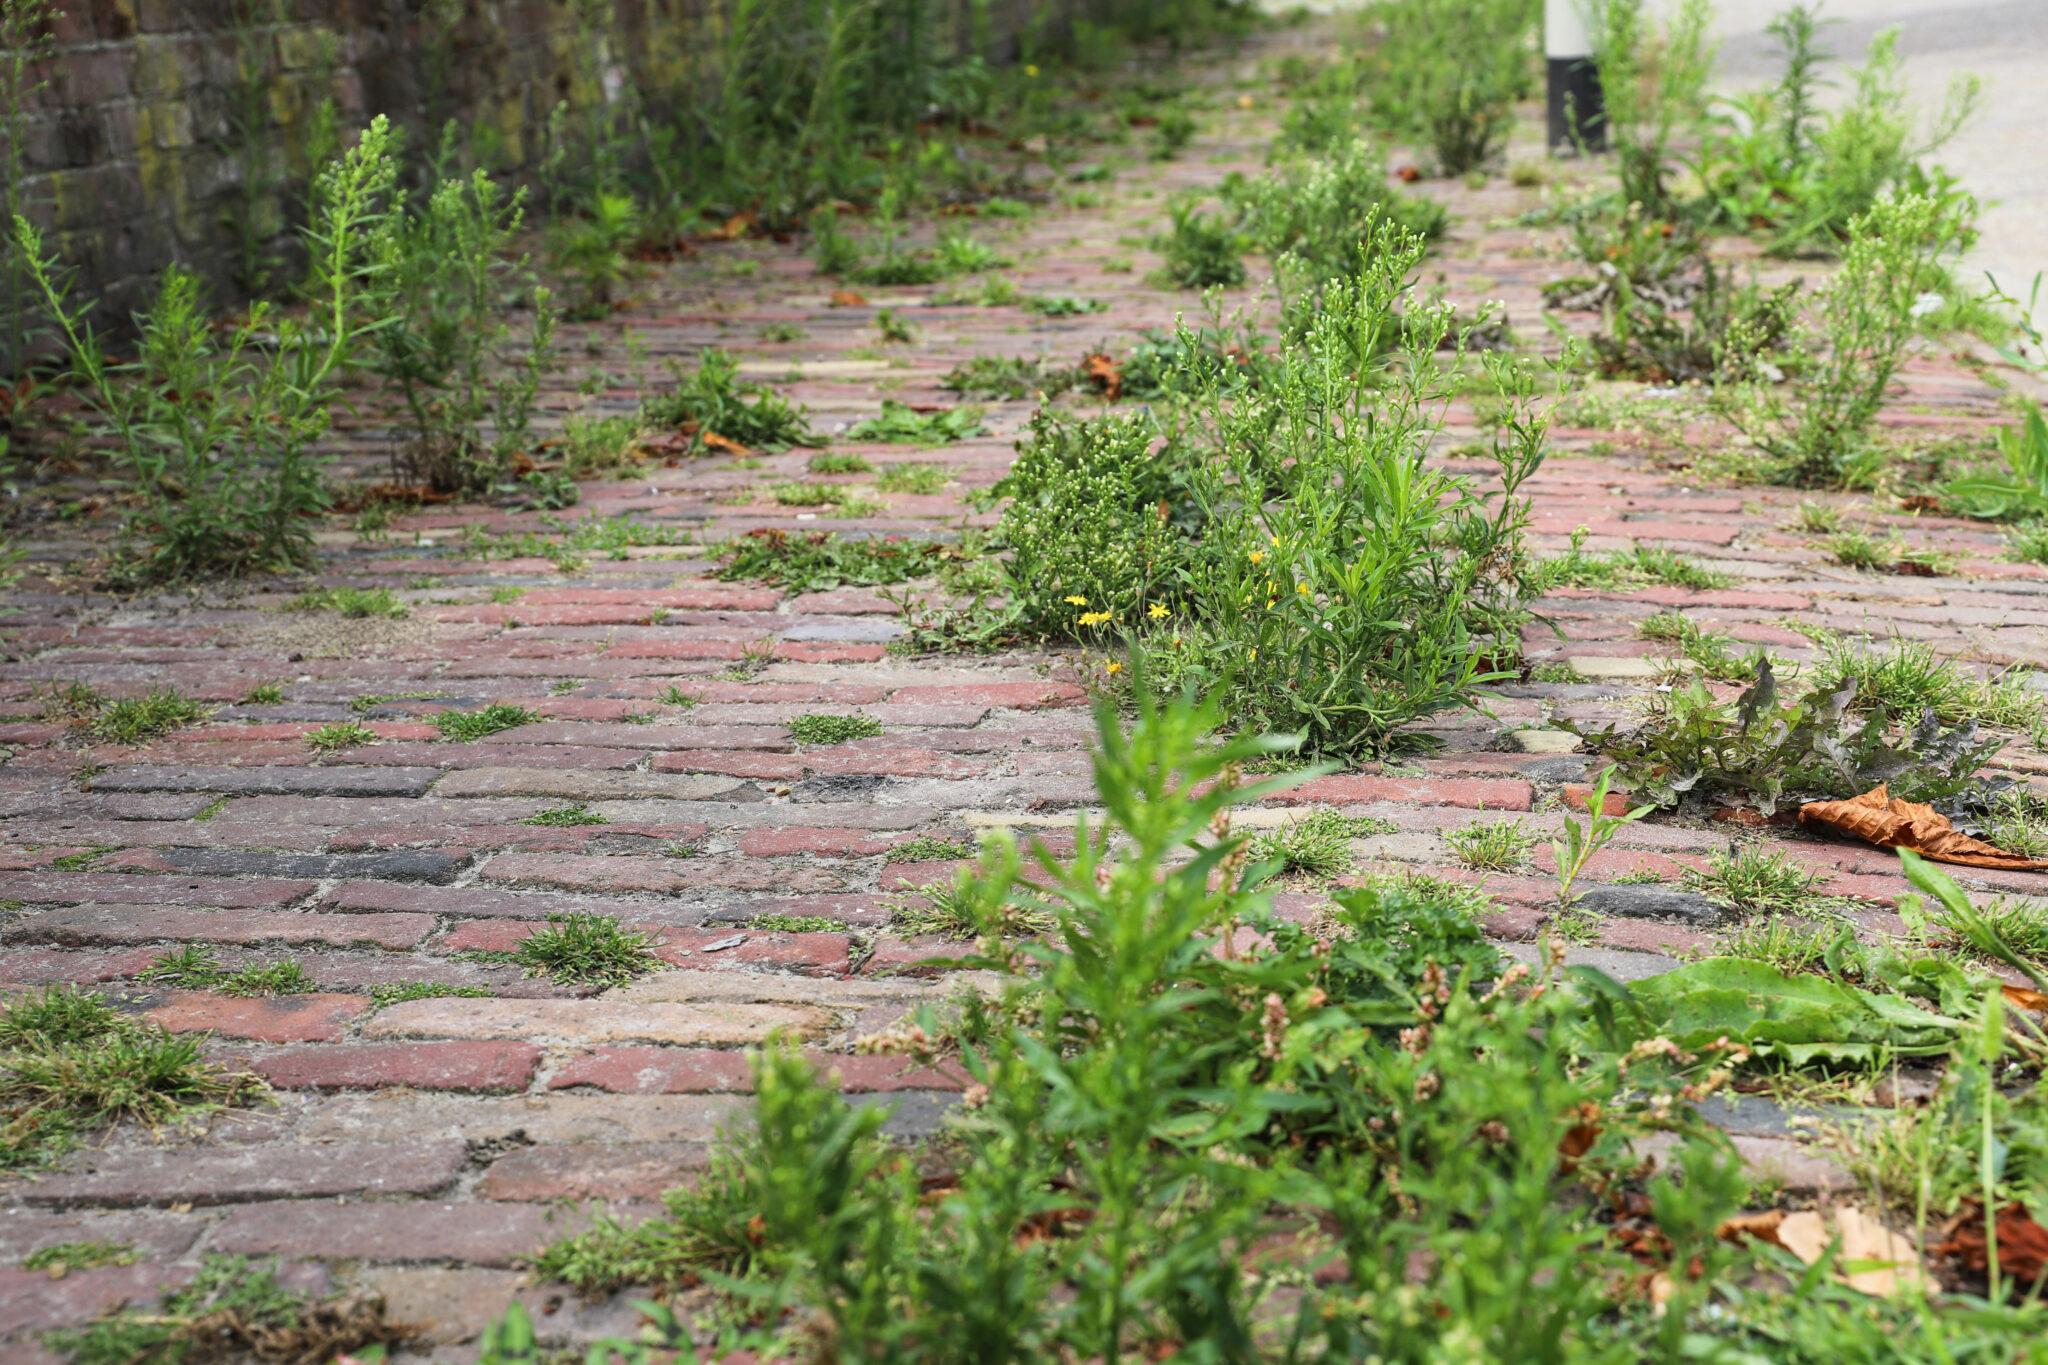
(1684, 844, 1831, 916)
(658, 685, 701, 708)
(874, 463, 953, 495)
(240, 681, 284, 705)
(46, 1253, 405, 1364)
(889, 834, 974, 863)
(2004, 524, 2048, 565)
(22, 1239, 137, 1271)
(1157, 201, 1245, 289)
(770, 481, 856, 507)
(1814, 636, 2047, 730)
(515, 913, 662, 986)
(526, 804, 608, 827)
(1342, 868, 1496, 922)
(1636, 611, 1757, 682)
(790, 713, 882, 744)
(889, 877, 1051, 939)
(1531, 536, 1737, 593)
(1930, 893, 2048, 966)
(714, 527, 956, 594)
(283, 586, 409, 618)
(1529, 662, 1591, 684)
(369, 982, 492, 1008)
(0, 985, 264, 1169)
(435, 703, 540, 741)
(49, 846, 113, 871)
(750, 914, 841, 932)
(1250, 809, 1398, 878)
(85, 687, 208, 746)
(1793, 501, 1845, 534)
(216, 961, 314, 998)
(1710, 915, 1848, 974)
(138, 946, 227, 989)
(306, 721, 375, 753)
(531, 1135, 770, 1293)
(940, 356, 1079, 400)
(808, 451, 872, 474)
(1021, 293, 1108, 316)
(1444, 818, 1534, 871)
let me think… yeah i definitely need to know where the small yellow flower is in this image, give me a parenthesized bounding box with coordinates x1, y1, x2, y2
(1269, 535, 1279, 546)
(1026, 64, 1040, 77)
(1079, 610, 1113, 627)
(1248, 649, 1257, 662)
(1065, 595, 1088, 606)
(1249, 550, 1264, 565)
(1296, 582, 1310, 595)
(1148, 603, 1169, 620)
(1105, 660, 1123, 675)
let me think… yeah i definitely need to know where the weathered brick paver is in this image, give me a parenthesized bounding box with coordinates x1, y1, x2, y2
(5, 21, 2048, 1355)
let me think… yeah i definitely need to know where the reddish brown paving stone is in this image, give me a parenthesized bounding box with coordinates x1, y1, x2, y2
(143, 991, 370, 1043)
(478, 1142, 710, 1201)
(234, 1041, 545, 1092)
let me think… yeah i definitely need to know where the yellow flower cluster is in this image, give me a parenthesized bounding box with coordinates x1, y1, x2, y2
(1079, 611, 1113, 627)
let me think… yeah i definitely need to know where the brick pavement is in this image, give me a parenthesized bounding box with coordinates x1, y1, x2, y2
(5, 24, 2048, 1358)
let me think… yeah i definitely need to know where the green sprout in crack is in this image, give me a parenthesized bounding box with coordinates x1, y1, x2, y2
(790, 714, 882, 745)
(512, 913, 662, 986)
(1249, 810, 1397, 879)
(435, 703, 541, 741)
(525, 805, 609, 827)
(1443, 818, 1535, 872)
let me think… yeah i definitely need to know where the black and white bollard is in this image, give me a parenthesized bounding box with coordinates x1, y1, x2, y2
(1545, 0, 1606, 152)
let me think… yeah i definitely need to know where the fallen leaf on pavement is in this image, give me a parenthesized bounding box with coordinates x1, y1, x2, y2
(1799, 784, 2048, 871)
(1938, 1201, 2048, 1284)
(702, 431, 750, 456)
(1083, 352, 1123, 400)
(2005, 984, 2048, 1011)
(1836, 1205, 1923, 1297)
(830, 289, 868, 307)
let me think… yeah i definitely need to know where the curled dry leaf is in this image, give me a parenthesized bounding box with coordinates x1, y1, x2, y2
(701, 431, 750, 457)
(1937, 1201, 2048, 1285)
(2004, 983, 2048, 1012)
(1799, 784, 2048, 871)
(1083, 352, 1123, 400)
(829, 289, 868, 307)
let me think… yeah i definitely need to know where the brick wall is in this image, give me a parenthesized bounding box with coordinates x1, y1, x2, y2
(4, 0, 1052, 362)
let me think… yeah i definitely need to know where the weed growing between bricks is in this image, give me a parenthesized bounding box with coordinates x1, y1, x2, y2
(46, 1253, 408, 1364)
(527, 689, 2048, 1358)
(0, 986, 264, 1170)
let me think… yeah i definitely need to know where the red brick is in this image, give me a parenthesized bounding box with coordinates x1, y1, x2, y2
(0, 948, 162, 984)
(548, 1047, 964, 1094)
(548, 1046, 753, 1094)
(878, 858, 973, 891)
(479, 1142, 707, 1201)
(0, 1264, 197, 1334)
(0, 870, 315, 907)
(886, 682, 1085, 710)
(145, 991, 369, 1043)
(240, 1042, 542, 1092)
(1593, 918, 1716, 956)
(16, 1140, 468, 1208)
(476, 853, 848, 895)
(16, 905, 435, 951)
(735, 827, 902, 858)
(652, 750, 807, 779)
(1268, 776, 1533, 812)
(859, 936, 962, 977)
(208, 1200, 570, 1267)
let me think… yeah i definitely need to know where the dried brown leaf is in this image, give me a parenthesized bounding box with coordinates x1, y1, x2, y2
(1799, 784, 2048, 871)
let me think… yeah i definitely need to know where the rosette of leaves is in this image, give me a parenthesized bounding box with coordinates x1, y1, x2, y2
(1564, 659, 2003, 814)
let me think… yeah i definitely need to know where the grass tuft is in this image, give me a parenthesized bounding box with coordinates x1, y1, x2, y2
(1249, 810, 1398, 878)
(514, 913, 662, 986)
(1685, 845, 1832, 916)
(1444, 818, 1535, 871)
(434, 703, 541, 741)
(306, 722, 375, 753)
(283, 586, 408, 618)
(525, 805, 608, 827)
(790, 713, 883, 745)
